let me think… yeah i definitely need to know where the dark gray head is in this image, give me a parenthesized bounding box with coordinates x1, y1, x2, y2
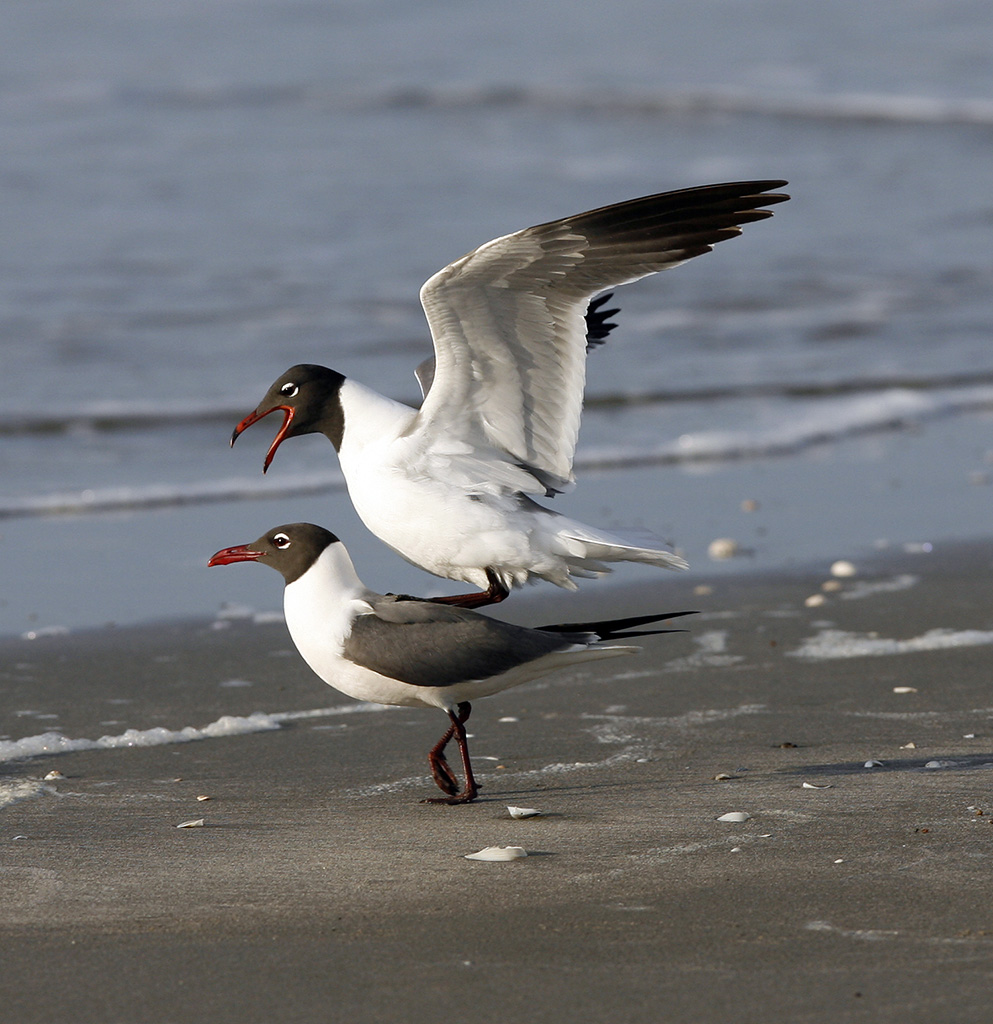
(208, 523, 340, 585)
(230, 364, 347, 471)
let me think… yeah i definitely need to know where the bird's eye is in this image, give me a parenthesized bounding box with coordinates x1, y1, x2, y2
(272, 533, 291, 549)
(279, 382, 299, 398)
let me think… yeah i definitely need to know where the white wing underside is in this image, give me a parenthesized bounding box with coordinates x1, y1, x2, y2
(409, 181, 787, 496)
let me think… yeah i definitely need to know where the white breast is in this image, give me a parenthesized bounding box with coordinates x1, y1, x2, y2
(281, 544, 442, 708)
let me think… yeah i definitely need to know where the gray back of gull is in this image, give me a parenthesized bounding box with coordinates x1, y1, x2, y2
(342, 598, 573, 687)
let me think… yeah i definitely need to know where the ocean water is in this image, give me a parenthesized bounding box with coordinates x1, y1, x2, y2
(2, 0, 993, 636)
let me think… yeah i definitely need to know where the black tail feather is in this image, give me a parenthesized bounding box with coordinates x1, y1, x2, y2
(538, 609, 698, 640)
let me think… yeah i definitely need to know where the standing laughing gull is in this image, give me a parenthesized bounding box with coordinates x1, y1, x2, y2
(208, 523, 693, 804)
(231, 181, 788, 607)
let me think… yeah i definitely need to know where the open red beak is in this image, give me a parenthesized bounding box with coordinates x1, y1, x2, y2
(229, 405, 295, 473)
(207, 544, 265, 567)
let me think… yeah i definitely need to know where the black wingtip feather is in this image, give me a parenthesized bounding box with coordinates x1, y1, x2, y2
(538, 609, 699, 638)
(585, 291, 621, 351)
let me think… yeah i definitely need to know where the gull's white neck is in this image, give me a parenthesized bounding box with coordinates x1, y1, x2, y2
(337, 378, 416, 455)
(282, 543, 372, 667)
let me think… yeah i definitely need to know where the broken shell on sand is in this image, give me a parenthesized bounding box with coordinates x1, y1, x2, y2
(708, 538, 740, 560)
(507, 806, 542, 819)
(465, 846, 528, 861)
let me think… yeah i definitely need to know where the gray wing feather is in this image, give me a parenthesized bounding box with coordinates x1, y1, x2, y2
(342, 599, 571, 687)
(415, 181, 788, 492)
(414, 356, 436, 400)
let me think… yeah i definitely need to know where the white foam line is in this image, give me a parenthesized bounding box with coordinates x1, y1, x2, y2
(578, 386, 993, 469)
(806, 920, 900, 941)
(582, 704, 766, 731)
(0, 703, 385, 764)
(662, 630, 746, 672)
(0, 779, 55, 809)
(788, 628, 993, 661)
(6, 387, 993, 522)
(839, 575, 919, 601)
(346, 750, 644, 798)
(53, 79, 993, 128)
(0, 470, 345, 520)
(846, 706, 993, 721)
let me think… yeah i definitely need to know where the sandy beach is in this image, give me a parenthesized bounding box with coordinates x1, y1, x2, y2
(3, 540, 993, 1023)
(4, 0, 993, 1019)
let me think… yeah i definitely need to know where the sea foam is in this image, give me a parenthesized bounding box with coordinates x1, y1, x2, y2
(0, 703, 386, 765)
(788, 628, 993, 661)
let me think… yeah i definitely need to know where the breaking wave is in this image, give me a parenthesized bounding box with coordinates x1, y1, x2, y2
(2, 384, 990, 520)
(109, 82, 993, 129)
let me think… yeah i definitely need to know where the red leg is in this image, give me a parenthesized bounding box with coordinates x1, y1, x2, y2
(421, 703, 477, 804)
(427, 720, 459, 795)
(429, 570, 510, 609)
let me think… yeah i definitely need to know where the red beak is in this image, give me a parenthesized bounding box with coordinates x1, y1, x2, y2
(230, 405, 295, 473)
(207, 544, 265, 567)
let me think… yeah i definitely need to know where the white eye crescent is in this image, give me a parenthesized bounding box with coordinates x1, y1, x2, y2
(279, 382, 299, 398)
(272, 533, 291, 549)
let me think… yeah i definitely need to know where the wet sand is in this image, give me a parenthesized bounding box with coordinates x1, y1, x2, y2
(2, 541, 993, 1023)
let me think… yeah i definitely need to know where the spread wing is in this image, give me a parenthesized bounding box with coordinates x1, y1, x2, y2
(413, 180, 788, 494)
(413, 291, 620, 401)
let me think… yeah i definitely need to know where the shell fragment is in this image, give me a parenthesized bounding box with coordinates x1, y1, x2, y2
(830, 560, 857, 578)
(708, 538, 740, 560)
(176, 818, 205, 829)
(465, 846, 528, 861)
(716, 811, 751, 823)
(507, 806, 542, 819)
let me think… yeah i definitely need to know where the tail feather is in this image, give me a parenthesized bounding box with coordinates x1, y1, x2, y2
(555, 521, 688, 573)
(539, 609, 698, 640)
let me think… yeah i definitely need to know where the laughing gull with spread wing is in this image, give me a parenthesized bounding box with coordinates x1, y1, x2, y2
(208, 523, 693, 804)
(230, 181, 789, 607)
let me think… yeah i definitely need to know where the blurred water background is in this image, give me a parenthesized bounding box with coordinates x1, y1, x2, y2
(2, 0, 992, 636)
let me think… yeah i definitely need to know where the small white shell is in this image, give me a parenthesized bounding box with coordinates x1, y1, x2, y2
(830, 560, 857, 577)
(43, 770, 65, 781)
(507, 806, 542, 819)
(892, 686, 917, 694)
(802, 782, 833, 789)
(196, 795, 211, 801)
(708, 537, 740, 560)
(716, 811, 751, 823)
(900, 742, 917, 749)
(863, 759, 884, 768)
(804, 594, 826, 608)
(464, 846, 527, 861)
(176, 818, 205, 828)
